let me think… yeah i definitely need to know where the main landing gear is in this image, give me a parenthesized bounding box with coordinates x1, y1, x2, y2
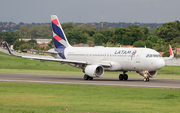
(119, 71, 128, 81)
(84, 74, 93, 80)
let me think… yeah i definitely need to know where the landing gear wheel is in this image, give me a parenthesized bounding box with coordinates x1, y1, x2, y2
(143, 78, 147, 82)
(89, 77, 93, 80)
(119, 74, 123, 80)
(147, 77, 149, 81)
(143, 77, 149, 82)
(124, 74, 128, 80)
(84, 74, 89, 80)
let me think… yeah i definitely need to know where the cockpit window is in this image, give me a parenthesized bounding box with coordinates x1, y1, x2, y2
(149, 54, 152, 57)
(146, 54, 161, 58)
(146, 54, 149, 58)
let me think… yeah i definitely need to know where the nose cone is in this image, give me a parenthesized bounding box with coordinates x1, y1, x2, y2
(156, 59, 165, 70)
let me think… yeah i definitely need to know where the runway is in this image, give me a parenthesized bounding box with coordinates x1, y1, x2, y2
(0, 73, 180, 89)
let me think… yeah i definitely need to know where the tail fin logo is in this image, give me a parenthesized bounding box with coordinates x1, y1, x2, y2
(52, 19, 66, 42)
(52, 19, 59, 26)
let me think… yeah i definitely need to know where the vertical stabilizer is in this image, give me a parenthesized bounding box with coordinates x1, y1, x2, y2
(51, 15, 71, 59)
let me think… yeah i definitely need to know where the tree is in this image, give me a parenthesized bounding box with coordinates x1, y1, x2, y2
(155, 21, 180, 42)
(87, 36, 94, 47)
(38, 24, 52, 38)
(93, 33, 106, 45)
(121, 34, 135, 45)
(27, 39, 40, 50)
(20, 43, 31, 52)
(133, 40, 144, 47)
(62, 22, 74, 32)
(13, 40, 26, 50)
(27, 39, 37, 46)
(147, 35, 158, 43)
(162, 50, 170, 57)
(75, 23, 98, 31)
(20, 25, 28, 38)
(48, 38, 54, 48)
(0, 32, 20, 45)
(28, 25, 40, 39)
(153, 39, 166, 52)
(144, 40, 153, 48)
(82, 29, 95, 36)
(66, 29, 87, 45)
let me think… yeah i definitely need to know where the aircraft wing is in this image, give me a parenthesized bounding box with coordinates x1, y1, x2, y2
(5, 42, 111, 67)
(163, 44, 174, 61)
(22, 56, 111, 67)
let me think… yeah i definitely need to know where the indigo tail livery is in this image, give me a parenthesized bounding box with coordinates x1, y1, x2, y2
(5, 15, 174, 82)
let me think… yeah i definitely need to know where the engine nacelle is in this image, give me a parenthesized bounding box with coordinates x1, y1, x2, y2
(137, 71, 157, 78)
(85, 65, 104, 77)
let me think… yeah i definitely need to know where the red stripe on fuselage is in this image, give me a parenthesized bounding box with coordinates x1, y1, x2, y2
(54, 35, 62, 41)
(52, 19, 59, 25)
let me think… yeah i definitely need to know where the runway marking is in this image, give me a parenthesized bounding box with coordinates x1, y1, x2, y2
(0, 79, 179, 89)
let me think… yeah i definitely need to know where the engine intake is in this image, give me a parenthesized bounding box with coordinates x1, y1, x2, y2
(85, 65, 104, 77)
(137, 71, 157, 78)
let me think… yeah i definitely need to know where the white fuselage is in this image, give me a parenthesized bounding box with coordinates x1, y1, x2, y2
(61, 46, 165, 72)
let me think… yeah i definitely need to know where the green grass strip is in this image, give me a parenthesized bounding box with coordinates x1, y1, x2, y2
(0, 82, 180, 113)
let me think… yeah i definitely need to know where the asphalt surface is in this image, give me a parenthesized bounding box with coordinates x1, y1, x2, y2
(0, 73, 180, 89)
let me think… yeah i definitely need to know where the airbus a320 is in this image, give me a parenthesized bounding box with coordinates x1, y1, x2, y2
(5, 15, 174, 82)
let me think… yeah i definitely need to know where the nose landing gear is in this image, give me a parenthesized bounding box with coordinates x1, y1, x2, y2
(143, 77, 149, 82)
(143, 73, 150, 82)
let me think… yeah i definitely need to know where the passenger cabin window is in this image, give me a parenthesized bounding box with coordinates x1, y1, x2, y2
(146, 54, 162, 58)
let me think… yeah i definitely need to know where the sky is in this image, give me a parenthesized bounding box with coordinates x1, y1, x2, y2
(0, 0, 180, 24)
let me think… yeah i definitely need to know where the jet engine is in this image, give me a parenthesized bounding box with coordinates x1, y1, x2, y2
(137, 70, 157, 78)
(85, 65, 104, 77)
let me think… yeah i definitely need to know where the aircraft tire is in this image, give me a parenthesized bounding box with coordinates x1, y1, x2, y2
(143, 77, 149, 82)
(89, 77, 93, 80)
(124, 74, 128, 80)
(143, 78, 147, 82)
(147, 77, 149, 82)
(119, 74, 124, 80)
(84, 74, 89, 80)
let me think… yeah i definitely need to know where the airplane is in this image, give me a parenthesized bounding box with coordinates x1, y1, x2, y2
(5, 15, 174, 82)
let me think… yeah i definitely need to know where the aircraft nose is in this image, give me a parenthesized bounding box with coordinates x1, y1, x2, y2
(156, 59, 165, 70)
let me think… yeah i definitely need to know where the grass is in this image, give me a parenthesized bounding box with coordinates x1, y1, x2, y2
(0, 82, 180, 113)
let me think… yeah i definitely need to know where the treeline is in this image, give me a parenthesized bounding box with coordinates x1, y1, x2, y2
(0, 21, 162, 32)
(1, 21, 180, 57)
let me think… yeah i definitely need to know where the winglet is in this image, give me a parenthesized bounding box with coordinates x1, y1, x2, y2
(169, 44, 174, 58)
(4, 42, 19, 57)
(5, 42, 13, 55)
(163, 44, 174, 60)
